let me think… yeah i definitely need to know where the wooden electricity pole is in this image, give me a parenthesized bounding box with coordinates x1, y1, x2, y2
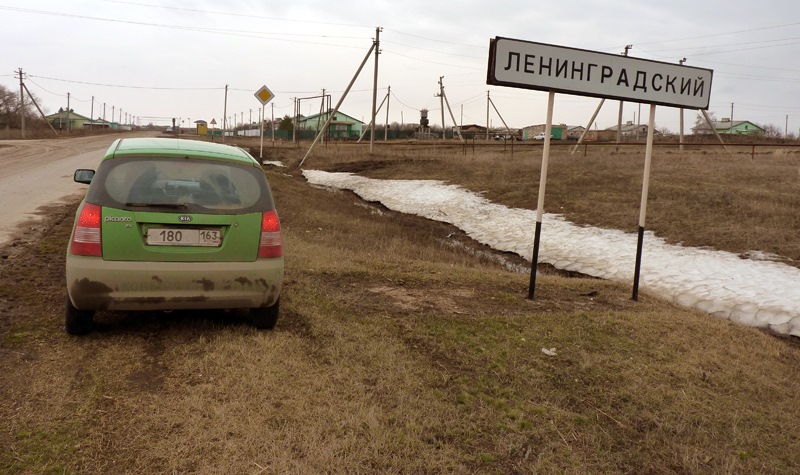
(678, 58, 686, 152)
(21, 82, 58, 136)
(439, 76, 445, 139)
(17, 68, 25, 138)
(222, 84, 228, 142)
(369, 27, 381, 153)
(486, 91, 490, 140)
(385, 85, 390, 141)
(617, 45, 632, 146)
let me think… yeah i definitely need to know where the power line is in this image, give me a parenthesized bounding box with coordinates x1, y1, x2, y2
(382, 50, 483, 70)
(389, 89, 421, 111)
(25, 78, 65, 97)
(29, 74, 223, 90)
(101, 0, 374, 29)
(0, 6, 369, 48)
(381, 40, 484, 59)
(641, 35, 800, 54)
(383, 28, 484, 50)
(649, 40, 800, 58)
(620, 21, 800, 48)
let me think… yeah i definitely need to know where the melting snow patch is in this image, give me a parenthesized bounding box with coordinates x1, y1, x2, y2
(303, 170, 800, 338)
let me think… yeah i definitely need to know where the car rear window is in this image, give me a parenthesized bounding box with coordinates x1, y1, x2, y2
(86, 157, 274, 214)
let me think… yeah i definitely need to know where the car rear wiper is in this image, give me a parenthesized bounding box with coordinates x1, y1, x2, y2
(125, 202, 189, 209)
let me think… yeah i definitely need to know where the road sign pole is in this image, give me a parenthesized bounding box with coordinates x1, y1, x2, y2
(528, 90, 555, 299)
(253, 85, 275, 162)
(259, 104, 265, 163)
(632, 103, 657, 301)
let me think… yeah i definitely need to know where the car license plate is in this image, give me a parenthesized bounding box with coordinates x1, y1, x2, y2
(146, 228, 222, 247)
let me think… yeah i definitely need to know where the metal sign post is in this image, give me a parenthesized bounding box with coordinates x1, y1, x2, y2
(632, 104, 657, 300)
(254, 85, 275, 164)
(528, 90, 555, 299)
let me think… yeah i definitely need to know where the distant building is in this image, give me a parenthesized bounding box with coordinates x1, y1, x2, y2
(521, 124, 568, 140)
(85, 118, 113, 129)
(46, 108, 91, 131)
(459, 124, 489, 139)
(296, 110, 364, 139)
(605, 121, 650, 138)
(565, 125, 585, 139)
(692, 118, 764, 135)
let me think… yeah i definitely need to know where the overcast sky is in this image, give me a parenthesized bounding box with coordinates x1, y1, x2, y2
(2, 0, 799, 134)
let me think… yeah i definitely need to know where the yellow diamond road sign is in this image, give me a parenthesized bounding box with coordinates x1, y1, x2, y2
(255, 85, 275, 106)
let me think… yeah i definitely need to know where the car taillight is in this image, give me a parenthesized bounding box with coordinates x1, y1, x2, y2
(70, 203, 102, 257)
(258, 210, 282, 258)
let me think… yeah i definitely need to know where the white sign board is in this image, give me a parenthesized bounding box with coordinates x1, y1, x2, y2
(487, 37, 713, 110)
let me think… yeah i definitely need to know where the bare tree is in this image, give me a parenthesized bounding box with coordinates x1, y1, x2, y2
(0, 84, 44, 129)
(0, 84, 19, 126)
(760, 123, 783, 138)
(693, 111, 717, 130)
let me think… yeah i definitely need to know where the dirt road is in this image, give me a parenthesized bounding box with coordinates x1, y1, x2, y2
(0, 132, 156, 245)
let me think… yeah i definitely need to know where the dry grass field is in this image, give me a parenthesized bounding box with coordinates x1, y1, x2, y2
(1, 138, 799, 474)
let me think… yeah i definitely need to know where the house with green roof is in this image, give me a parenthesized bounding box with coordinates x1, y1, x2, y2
(45, 108, 92, 131)
(692, 118, 764, 135)
(296, 110, 364, 139)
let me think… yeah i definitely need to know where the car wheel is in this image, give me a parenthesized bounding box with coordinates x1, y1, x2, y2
(65, 295, 94, 335)
(250, 299, 279, 329)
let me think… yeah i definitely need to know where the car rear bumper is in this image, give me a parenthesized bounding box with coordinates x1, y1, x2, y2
(66, 255, 283, 311)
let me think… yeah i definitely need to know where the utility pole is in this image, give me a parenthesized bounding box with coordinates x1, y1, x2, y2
(369, 26, 382, 153)
(318, 88, 326, 144)
(21, 81, 58, 136)
(17, 68, 25, 138)
(90, 96, 94, 129)
(271, 102, 275, 142)
(439, 76, 445, 139)
(385, 85, 390, 141)
(222, 84, 228, 142)
(636, 105, 641, 141)
(112, 105, 115, 124)
(617, 45, 632, 146)
(679, 58, 686, 152)
(786, 115, 789, 137)
(486, 91, 490, 140)
(66, 93, 71, 133)
(292, 97, 296, 144)
(442, 83, 464, 142)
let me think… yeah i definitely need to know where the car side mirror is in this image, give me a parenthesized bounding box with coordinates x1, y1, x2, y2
(74, 169, 95, 184)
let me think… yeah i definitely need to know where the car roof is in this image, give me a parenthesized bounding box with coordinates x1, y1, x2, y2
(103, 138, 259, 167)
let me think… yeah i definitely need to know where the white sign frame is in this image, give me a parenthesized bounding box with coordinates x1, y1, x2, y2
(488, 37, 713, 110)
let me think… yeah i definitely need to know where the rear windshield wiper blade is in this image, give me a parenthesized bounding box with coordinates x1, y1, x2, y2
(125, 202, 189, 209)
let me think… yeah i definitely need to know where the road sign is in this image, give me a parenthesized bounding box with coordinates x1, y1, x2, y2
(255, 85, 275, 106)
(210, 118, 217, 125)
(487, 37, 713, 110)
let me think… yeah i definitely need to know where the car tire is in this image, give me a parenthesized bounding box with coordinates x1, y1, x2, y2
(250, 299, 279, 329)
(65, 296, 94, 335)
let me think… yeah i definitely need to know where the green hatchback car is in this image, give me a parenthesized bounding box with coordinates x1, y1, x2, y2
(65, 138, 283, 334)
